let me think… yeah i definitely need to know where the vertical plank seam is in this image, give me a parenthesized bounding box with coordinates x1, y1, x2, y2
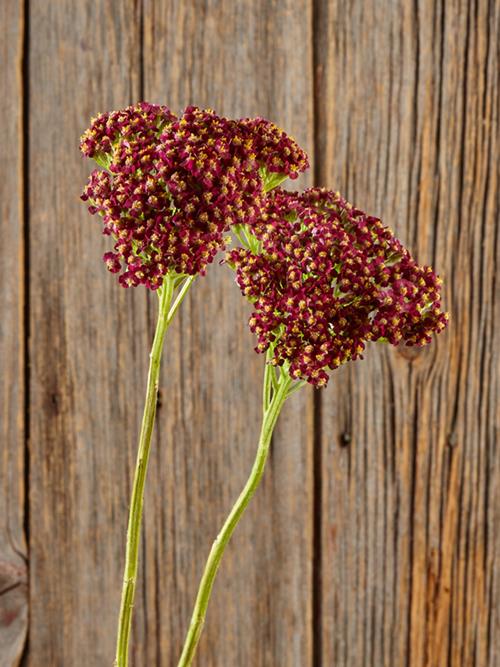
(311, 1, 322, 665)
(449, 3, 473, 661)
(20, 0, 31, 663)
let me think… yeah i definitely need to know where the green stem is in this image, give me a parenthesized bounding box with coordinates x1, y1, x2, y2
(114, 273, 193, 667)
(168, 276, 196, 323)
(262, 353, 275, 413)
(177, 367, 293, 667)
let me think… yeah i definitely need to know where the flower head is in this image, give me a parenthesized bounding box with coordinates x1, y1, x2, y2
(227, 188, 449, 386)
(80, 103, 308, 288)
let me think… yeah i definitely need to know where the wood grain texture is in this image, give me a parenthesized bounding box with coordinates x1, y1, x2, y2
(140, 1, 314, 665)
(27, 2, 145, 664)
(314, 1, 499, 665)
(0, 1, 28, 664)
(27, 1, 315, 665)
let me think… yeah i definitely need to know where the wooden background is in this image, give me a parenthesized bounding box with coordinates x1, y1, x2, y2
(1, 0, 498, 665)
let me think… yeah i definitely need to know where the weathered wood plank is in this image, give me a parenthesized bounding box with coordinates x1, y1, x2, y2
(139, 1, 315, 665)
(0, 1, 28, 665)
(20, 0, 499, 664)
(27, 1, 315, 665)
(314, 0, 499, 665)
(27, 3, 145, 664)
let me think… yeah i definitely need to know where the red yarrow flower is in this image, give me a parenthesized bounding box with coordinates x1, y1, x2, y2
(80, 102, 308, 289)
(227, 187, 449, 387)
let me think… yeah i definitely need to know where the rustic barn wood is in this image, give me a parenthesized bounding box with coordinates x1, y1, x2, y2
(0, 0, 497, 665)
(314, 1, 499, 666)
(139, 2, 315, 665)
(0, 1, 28, 664)
(27, 2, 145, 664)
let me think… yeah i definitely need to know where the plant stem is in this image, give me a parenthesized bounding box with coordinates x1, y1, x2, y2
(114, 274, 193, 667)
(177, 366, 293, 667)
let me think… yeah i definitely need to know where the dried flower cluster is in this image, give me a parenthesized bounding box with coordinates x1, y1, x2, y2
(228, 188, 449, 386)
(80, 103, 308, 288)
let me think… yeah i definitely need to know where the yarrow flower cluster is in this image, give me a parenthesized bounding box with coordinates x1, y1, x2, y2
(80, 103, 450, 667)
(80, 102, 308, 288)
(228, 188, 449, 387)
